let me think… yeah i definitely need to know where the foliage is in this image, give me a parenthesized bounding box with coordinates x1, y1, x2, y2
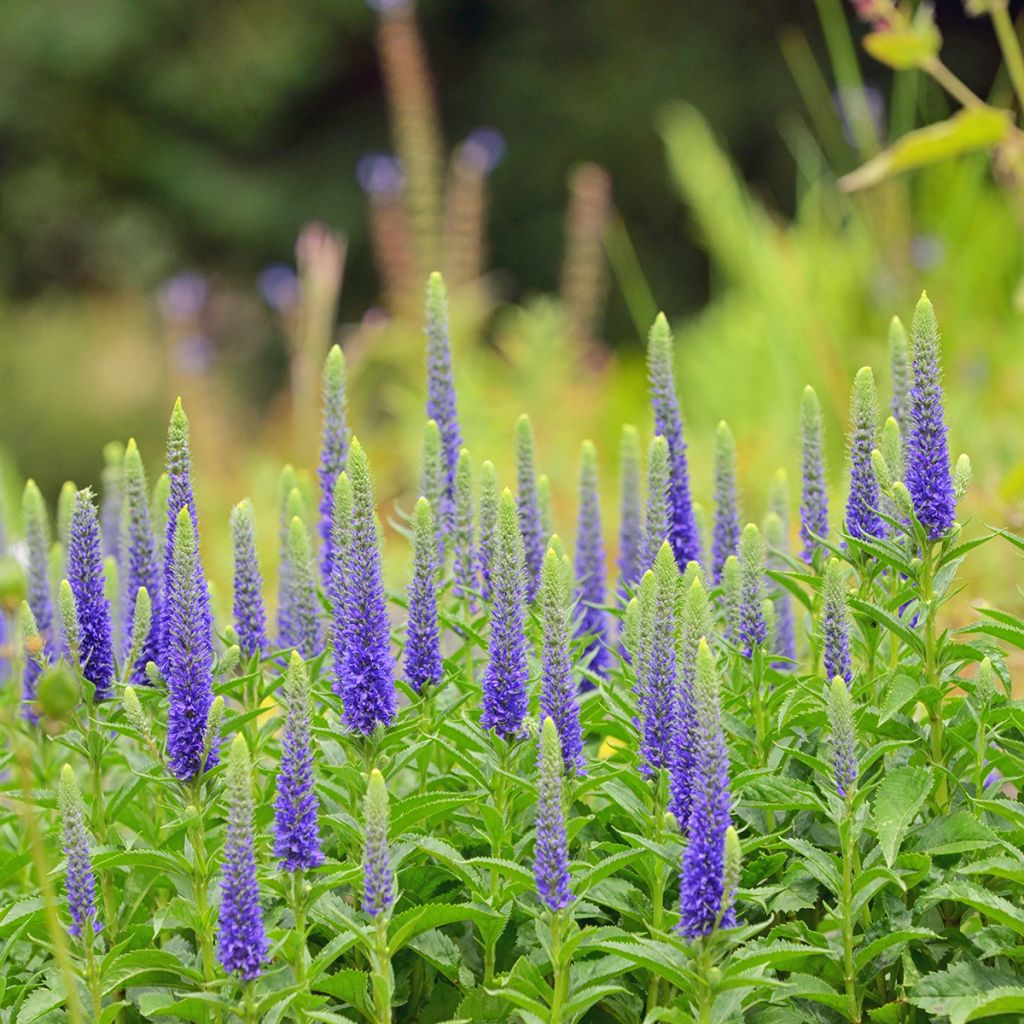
(1, 279, 1022, 1024)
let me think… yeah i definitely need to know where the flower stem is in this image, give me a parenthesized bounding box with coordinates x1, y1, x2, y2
(548, 911, 569, 1024)
(919, 541, 948, 812)
(991, 2, 1024, 117)
(839, 810, 861, 1024)
(370, 916, 393, 1024)
(188, 777, 220, 1023)
(694, 941, 714, 1024)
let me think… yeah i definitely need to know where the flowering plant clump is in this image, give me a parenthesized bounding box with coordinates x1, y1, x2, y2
(2, 283, 1022, 1024)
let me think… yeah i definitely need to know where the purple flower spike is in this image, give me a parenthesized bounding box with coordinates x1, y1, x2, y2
(845, 368, 884, 543)
(617, 425, 643, 600)
(905, 293, 956, 539)
(800, 386, 830, 564)
(534, 718, 573, 911)
(678, 639, 735, 939)
(22, 481, 54, 709)
(737, 525, 767, 658)
(159, 399, 202, 676)
(574, 441, 609, 678)
(425, 273, 463, 540)
(274, 653, 323, 872)
(711, 422, 741, 584)
(338, 440, 396, 735)
(821, 559, 852, 686)
(218, 735, 270, 980)
(67, 489, 115, 702)
(481, 489, 530, 738)
(230, 500, 269, 661)
(362, 769, 395, 917)
(165, 506, 218, 781)
(516, 415, 545, 602)
(477, 461, 499, 602)
(58, 764, 100, 939)
(827, 677, 857, 798)
(539, 544, 585, 775)
(121, 440, 161, 683)
(636, 543, 679, 775)
(404, 497, 443, 693)
(318, 345, 351, 585)
(647, 314, 700, 569)
(669, 573, 710, 829)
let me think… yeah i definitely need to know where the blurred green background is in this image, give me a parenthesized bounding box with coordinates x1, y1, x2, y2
(2, 0, 1023, 605)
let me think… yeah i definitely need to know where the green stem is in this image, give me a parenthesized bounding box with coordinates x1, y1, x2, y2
(991, 2, 1024, 117)
(289, 871, 309, 995)
(242, 980, 258, 1024)
(371, 916, 393, 1024)
(974, 707, 989, 797)
(85, 928, 103, 1019)
(548, 911, 569, 1024)
(646, 774, 667, 1014)
(694, 941, 714, 1024)
(920, 541, 948, 811)
(188, 778, 220, 1023)
(484, 744, 511, 982)
(839, 811, 861, 1024)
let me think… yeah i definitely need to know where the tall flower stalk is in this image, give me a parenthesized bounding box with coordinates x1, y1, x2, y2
(67, 489, 115, 703)
(363, 768, 396, 1024)
(574, 440, 609, 678)
(274, 652, 322, 989)
(678, 639, 735, 939)
(822, 559, 852, 685)
(317, 344, 351, 585)
(229, 500, 270, 663)
(22, 480, 54, 709)
(404, 497, 443, 693)
(636, 543, 679, 776)
(711, 421, 741, 584)
(58, 764, 102, 1017)
(618, 424, 643, 599)
(477, 460, 499, 602)
(800, 385, 829, 564)
(165, 507, 217, 782)
(160, 399, 201, 676)
(845, 367, 883, 543)
(644, 436, 671, 571)
(905, 293, 955, 539)
(516, 414, 545, 602)
(539, 545, 584, 776)
(535, 717, 573, 1022)
(827, 676, 860, 1024)
(337, 440, 396, 735)
(451, 449, 476, 604)
(646, 313, 699, 567)
(218, 734, 270, 1007)
(425, 272, 463, 541)
(120, 440, 161, 683)
(481, 490, 529, 738)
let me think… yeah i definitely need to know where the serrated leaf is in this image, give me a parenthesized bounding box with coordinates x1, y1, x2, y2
(928, 879, 1024, 937)
(910, 962, 1024, 1024)
(389, 902, 502, 951)
(854, 928, 936, 972)
(872, 765, 932, 867)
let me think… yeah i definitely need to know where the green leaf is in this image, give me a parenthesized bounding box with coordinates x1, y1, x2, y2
(872, 765, 932, 867)
(312, 968, 374, 1021)
(910, 962, 1024, 1024)
(928, 879, 1024, 937)
(841, 107, 1012, 191)
(863, 22, 940, 70)
(390, 791, 483, 836)
(854, 928, 936, 972)
(906, 810, 997, 857)
(101, 948, 202, 994)
(389, 902, 502, 951)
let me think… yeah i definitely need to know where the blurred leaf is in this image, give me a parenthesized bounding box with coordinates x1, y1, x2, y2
(840, 108, 1011, 191)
